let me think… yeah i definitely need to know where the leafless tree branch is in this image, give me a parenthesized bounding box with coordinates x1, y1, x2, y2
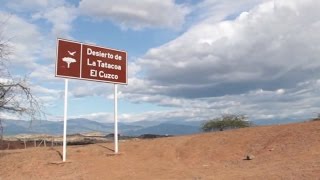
(0, 18, 44, 143)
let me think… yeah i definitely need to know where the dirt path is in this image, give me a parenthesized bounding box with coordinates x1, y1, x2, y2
(1, 121, 320, 179)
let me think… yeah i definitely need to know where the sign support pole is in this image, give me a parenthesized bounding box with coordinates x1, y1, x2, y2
(114, 84, 118, 154)
(63, 79, 69, 162)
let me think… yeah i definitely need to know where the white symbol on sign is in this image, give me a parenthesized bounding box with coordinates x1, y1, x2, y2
(68, 51, 76, 56)
(63, 57, 76, 68)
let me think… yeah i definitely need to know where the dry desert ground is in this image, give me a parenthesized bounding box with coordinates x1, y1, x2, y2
(1, 121, 320, 179)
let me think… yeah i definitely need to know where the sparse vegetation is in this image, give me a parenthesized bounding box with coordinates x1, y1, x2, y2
(311, 113, 320, 121)
(202, 114, 252, 132)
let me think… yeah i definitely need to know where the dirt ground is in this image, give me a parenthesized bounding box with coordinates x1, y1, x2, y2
(1, 121, 320, 180)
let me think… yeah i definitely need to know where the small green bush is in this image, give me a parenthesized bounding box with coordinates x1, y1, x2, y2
(312, 113, 320, 121)
(202, 114, 252, 132)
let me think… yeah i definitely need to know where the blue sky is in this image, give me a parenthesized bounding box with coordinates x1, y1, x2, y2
(0, 0, 320, 123)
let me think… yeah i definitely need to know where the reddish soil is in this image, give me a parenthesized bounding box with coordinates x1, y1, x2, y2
(1, 121, 320, 179)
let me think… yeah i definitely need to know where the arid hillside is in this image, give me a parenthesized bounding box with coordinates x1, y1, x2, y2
(1, 121, 320, 179)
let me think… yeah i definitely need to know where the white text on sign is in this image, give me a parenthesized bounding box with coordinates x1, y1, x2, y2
(87, 48, 122, 60)
(87, 59, 122, 70)
(90, 70, 119, 80)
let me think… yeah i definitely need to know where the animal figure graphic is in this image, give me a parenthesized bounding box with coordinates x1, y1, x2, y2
(68, 51, 76, 56)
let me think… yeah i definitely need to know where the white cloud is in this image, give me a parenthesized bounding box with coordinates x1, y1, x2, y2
(0, 112, 20, 120)
(30, 84, 60, 96)
(32, 5, 77, 36)
(5, 0, 65, 12)
(69, 81, 114, 98)
(194, 0, 266, 22)
(137, 0, 320, 98)
(0, 11, 43, 68)
(1, 16, 57, 78)
(5, 0, 78, 37)
(30, 64, 57, 81)
(102, 0, 320, 122)
(120, 78, 320, 122)
(78, 0, 190, 30)
(72, 108, 207, 123)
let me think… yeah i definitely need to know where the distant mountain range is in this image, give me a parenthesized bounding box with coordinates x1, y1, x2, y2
(1, 117, 306, 136)
(1, 118, 202, 136)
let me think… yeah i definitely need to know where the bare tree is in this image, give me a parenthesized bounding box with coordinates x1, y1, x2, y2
(0, 30, 10, 142)
(0, 24, 43, 143)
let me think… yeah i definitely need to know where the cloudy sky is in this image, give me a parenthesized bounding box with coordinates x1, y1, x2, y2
(0, 0, 319, 123)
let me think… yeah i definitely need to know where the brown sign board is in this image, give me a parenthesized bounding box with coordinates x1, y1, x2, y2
(56, 38, 128, 84)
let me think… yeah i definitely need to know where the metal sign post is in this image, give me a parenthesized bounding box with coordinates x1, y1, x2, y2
(63, 79, 68, 162)
(114, 84, 118, 153)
